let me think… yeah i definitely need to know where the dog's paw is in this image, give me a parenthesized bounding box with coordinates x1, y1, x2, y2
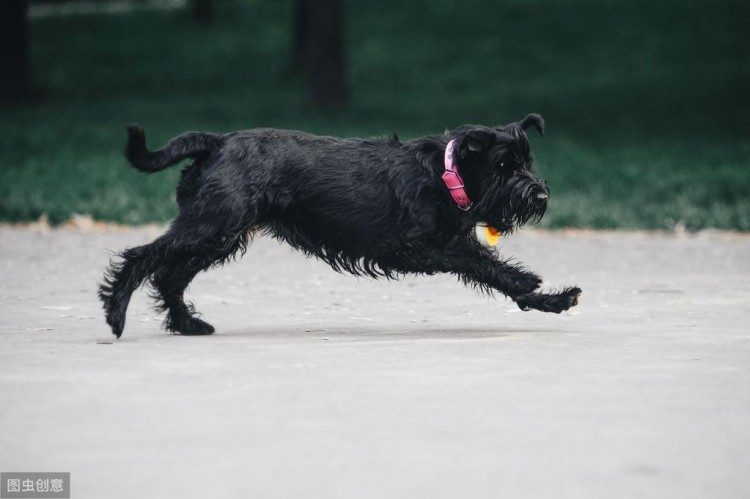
(566, 287, 582, 309)
(167, 314, 215, 336)
(515, 286, 581, 314)
(180, 318, 215, 336)
(556, 286, 582, 312)
(100, 288, 126, 338)
(106, 313, 126, 338)
(515, 294, 533, 312)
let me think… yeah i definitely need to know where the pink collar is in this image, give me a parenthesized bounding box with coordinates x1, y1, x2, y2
(442, 139, 472, 210)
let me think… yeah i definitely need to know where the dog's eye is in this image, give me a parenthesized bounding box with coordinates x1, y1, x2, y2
(498, 160, 513, 170)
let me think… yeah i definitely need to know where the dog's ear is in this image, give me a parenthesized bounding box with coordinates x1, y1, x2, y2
(457, 128, 496, 159)
(518, 113, 545, 137)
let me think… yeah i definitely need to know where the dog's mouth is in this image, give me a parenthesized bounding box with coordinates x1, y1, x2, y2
(495, 218, 515, 234)
(488, 215, 536, 236)
(475, 175, 549, 234)
(499, 177, 549, 230)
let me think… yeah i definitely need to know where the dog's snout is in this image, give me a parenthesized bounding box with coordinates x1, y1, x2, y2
(532, 190, 549, 209)
(534, 192, 549, 207)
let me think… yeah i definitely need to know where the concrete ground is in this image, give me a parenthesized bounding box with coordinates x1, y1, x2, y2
(0, 226, 749, 499)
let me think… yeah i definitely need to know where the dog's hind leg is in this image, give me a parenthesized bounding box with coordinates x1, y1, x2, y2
(149, 231, 248, 336)
(98, 216, 248, 337)
(99, 239, 165, 338)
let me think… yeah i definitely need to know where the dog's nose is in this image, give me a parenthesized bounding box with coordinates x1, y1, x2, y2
(533, 192, 548, 208)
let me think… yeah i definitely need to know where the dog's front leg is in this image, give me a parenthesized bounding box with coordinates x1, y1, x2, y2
(421, 242, 543, 298)
(427, 242, 580, 314)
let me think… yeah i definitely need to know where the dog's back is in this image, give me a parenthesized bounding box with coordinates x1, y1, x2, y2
(127, 127, 449, 257)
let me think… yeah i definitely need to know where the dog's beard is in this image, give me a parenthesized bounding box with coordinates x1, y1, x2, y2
(477, 175, 548, 233)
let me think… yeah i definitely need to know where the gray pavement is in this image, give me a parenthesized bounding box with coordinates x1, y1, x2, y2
(1, 226, 749, 499)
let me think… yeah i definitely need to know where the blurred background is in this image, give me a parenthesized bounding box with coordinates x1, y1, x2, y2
(1, 0, 748, 230)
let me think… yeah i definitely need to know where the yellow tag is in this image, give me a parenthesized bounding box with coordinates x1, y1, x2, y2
(475, 224, 501, 246)
(484, 225, 500, 246)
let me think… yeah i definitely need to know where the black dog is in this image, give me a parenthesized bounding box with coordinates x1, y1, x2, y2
(99, 114, 580, 337)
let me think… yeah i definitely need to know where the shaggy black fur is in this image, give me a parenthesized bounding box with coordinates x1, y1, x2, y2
(99, 114, 581, 337)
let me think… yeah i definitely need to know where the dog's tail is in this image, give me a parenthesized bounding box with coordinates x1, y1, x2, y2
(125, 124, 221, 173)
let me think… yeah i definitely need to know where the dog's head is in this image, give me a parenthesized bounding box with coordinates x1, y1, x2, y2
(450, 114, 549, 232)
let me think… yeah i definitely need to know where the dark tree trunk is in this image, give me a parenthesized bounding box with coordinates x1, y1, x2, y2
(0, 0, 31, 105)
(191, 0, 214, 24)
(293, 0, 309, 70)
(297, 0, 346, 109)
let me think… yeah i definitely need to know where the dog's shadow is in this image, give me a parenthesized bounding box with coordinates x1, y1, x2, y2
(212, 325, 560, 342)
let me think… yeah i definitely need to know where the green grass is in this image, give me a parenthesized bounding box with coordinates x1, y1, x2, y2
(1, 0, 749, 229)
